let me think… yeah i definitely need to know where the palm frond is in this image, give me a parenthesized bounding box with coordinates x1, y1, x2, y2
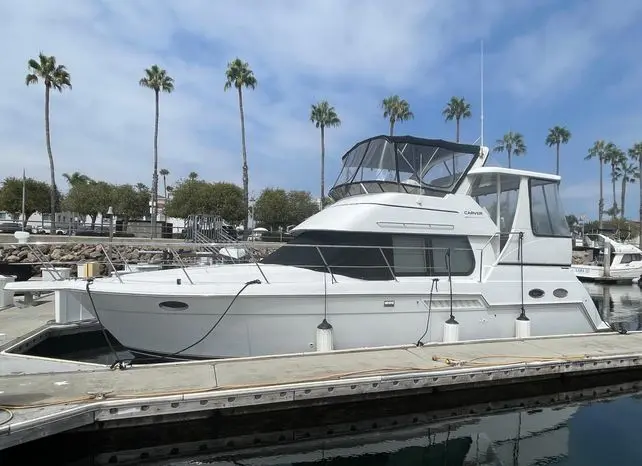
(442, 96, 471, 121)
(224, 58, 257, 91)
(25, 53, 72, 92)
(310, 100, 341, 129)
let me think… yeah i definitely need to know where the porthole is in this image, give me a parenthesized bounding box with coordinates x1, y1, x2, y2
(159, 301, 189, 311)
(528, 288, 545, 299)
(553, 288, 568, 298)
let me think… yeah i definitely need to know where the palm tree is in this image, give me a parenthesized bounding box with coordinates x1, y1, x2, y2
(442, 97, 471, 142)
(62, 172, 91, 187)
(25, 53, 72, 231)
(139, 65, 174, 238)
(585, 140, 616, 229)
(615, 160, 639, 220)
(224, 58, 257, 233)
(606, 146, 626, 220)
(493, 131, 526, 168)
(381, 95, 413, 136)
(545, 126, 572, 175)
(310, 100, 341, 208)
(159, 168, 170, 199)
(628, 142, 642, 247)
(188, 171, 199, 181)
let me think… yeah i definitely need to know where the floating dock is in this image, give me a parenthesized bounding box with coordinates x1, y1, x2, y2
(2, 295, 642, 452)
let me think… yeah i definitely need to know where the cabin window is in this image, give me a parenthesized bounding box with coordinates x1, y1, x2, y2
(621, 254, 641, 264)
(261, 231, 394, 280)
(262, 231, 475, 280)
(391, 235, 426, 275)
(429, 236, 476, 276)
(469, 173, 520, 233)
(529, 179, 571, 237)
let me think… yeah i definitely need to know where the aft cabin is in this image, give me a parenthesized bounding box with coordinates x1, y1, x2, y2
(467, 167, 572, 268)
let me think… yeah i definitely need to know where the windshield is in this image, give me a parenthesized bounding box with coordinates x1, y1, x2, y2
(330, 136, 480, 200)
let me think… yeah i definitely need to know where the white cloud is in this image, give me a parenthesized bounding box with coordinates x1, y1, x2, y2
(0, 0, 640, 209)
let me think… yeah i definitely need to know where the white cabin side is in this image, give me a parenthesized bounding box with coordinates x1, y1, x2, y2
(466, 167, 572, 275)
(285, 136, 572, 283)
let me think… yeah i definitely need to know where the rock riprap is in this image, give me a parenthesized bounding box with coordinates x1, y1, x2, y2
(0, 243, 279, 277)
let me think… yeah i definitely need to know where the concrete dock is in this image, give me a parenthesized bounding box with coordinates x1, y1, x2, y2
(2, 295, 642, 452)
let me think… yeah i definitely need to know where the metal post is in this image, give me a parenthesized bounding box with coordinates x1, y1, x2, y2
(107, 206, 114, 274)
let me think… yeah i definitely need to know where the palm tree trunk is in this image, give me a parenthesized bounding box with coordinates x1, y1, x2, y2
(44, 85, 56, 232)
(556, 143, 560, 176)
(151, 89, 159, 239)
(455, 118, 460, 142)
(611, 167, 617, 220)
(508, 149, 512, 169)
(639, 155, 642, 249)
(163, 175, 167, 200)
(238, 87, 249, 234)
(320, 124, 325, 209)
(621, 177, 626, 220)
(389, 119, 394, 137)
(598, 160, 604, 229)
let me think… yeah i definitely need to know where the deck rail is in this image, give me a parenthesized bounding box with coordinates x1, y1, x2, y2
(1, 239, 490, 285)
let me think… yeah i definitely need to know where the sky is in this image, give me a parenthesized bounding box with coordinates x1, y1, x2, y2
(1, 0, 642, 221)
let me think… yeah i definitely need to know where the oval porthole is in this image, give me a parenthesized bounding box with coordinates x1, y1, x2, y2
(159, 301, 189, 311)
(553, 288, 568, 298)
(528, 288, 545, 299)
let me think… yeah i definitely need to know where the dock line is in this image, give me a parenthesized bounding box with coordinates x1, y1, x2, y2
(164, 278, 262, 358)
(85, 279, 130, 371)
(0, 407, 13, 426)
(431, 353, 590, 367)
(84, 278, 263, 368)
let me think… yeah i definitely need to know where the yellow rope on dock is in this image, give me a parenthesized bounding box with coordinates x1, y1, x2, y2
(431, 354, 590, 367)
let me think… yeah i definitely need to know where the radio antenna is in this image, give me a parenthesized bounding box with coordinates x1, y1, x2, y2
(480, 39, 485, 148)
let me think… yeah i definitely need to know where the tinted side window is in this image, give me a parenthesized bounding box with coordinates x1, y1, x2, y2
(262, 231, 394, 280)
(262, 231, 475, 279)
(529, 179, 571, 237)
(392, 234, 475, 277)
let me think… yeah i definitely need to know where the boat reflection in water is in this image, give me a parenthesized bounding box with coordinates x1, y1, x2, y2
(93, 387, 628, 466)
(584, 282, 642, 331)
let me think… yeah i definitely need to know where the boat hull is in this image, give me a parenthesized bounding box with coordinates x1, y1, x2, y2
(571, 264, 642, 282)
(81, 275, 606, 359)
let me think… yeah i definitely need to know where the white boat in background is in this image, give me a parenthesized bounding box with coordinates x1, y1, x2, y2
(6, 135, 609, 359)
(571, 233, 642, 283)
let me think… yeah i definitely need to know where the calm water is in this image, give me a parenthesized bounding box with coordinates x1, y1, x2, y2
(8, 282, 642, 465)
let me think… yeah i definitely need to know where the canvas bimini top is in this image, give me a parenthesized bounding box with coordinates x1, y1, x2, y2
(329, 135, 483, 201)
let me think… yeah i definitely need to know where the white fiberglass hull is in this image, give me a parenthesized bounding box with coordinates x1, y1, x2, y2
(571, 264, 642, 281)
(49, 263, 608, 359)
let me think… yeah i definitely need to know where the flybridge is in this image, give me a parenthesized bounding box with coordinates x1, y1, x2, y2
(329, 135, 487, 201)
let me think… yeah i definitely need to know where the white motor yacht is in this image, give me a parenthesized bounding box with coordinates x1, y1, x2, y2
(571, 233, 642, 283)
(6, 135, 609, 359)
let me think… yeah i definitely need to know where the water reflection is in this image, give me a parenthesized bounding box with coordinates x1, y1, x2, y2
(584, 282, 642, 331)
(134, 381, 642, 466)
